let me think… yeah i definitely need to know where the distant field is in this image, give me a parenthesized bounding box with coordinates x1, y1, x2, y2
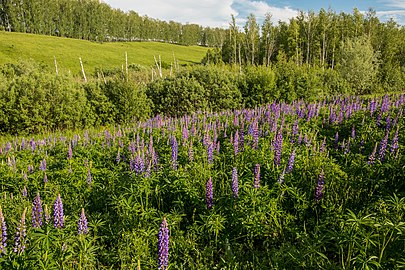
(0, 31, 208, 74)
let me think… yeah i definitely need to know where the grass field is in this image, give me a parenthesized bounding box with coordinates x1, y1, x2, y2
(0, 31, 208, 74)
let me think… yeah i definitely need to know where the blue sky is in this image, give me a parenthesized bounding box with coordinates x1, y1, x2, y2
(102, 0, 405, 27)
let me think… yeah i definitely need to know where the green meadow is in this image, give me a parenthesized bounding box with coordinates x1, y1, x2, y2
(0, 31, 208, 74)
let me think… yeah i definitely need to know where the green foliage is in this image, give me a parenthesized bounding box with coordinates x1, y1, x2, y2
(338, 36, 380, 95)
(0, 61, 90, 134)
(239, 65, 277, 107)
(146, 76, 208, 116)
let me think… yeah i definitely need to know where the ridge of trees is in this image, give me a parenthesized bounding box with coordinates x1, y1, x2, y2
(0, 0, 226, 46)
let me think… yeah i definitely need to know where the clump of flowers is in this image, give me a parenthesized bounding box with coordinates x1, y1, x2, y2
(53, 194, 64, 229)
(206, 178, 213, 209)
(78, 208, 88, 235)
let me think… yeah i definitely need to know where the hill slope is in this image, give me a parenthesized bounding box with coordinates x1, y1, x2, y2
(0, 31, 208, 74)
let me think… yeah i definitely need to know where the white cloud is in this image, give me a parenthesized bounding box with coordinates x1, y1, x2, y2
(102, 0, 299, 28)
(103, 0, 237, 28)
(376, 9, 405, 24)
(379, 0, 405, 9)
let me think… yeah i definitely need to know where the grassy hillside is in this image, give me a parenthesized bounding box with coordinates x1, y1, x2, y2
(0, 31, 208, 74)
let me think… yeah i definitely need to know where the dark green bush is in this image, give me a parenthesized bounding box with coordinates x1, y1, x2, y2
(146, 76, 207, 116)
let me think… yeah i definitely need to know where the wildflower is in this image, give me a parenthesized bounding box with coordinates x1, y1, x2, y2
(207, 143, 214, 164)
(273, 130, 283, 167)
(254, 164, 260, 188)
(390, 128, 399, 154)
(0, 206, 7, 256)
(334, 132, 339, 149)
(286, 149, 296, 174)
(158, 217, 169, 270)
(32, 193, 43, 228)
(78, 208, 88, 235)
(368, 142, 378, 165)
(22, 186, 27, 197)
(39, 159, 46, 171)
(53, 194, 64, 229)
(171, 136, 178, 170)
(277, 169, 285, 184)
(315, 170, 325, 201)
(14, 208, 27, 255)
(43, 173, 48, 183)
(378, 132, 389, 162)
(86, 169, 92, 185)
(231, 168, 238, 198)
(67, 143, 72, 160)
(206, 178, 213, 209)
(233, 130, 239, 155)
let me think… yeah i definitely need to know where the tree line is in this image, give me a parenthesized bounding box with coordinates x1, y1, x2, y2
(0, 0, 226, 46)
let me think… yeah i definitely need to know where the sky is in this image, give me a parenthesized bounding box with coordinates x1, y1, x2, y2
(102, 0, 405, 27)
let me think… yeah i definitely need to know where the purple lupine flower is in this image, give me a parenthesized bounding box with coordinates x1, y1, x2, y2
(320, 137, 326, 153)
(53, 194, 64, 229)
(252, 121, 259, 149)
(86, 169, 92, 185)
(22, 186, 27, 197)
(39, 159, 46, 171)
(27, 165, 34, 173)
(315, 170, 325, 202)
(254, 164, 260, 188)
(273, 130, 283, 167)
(23, 173, 27, 181)
(386, 115, 391, 131)
(297, 132, 303, 145)
(32, 193, 43, 228)
(233, 130, 239, 155)
(291, 120, 299, 143)
(0, 206, 7, 256)
(390, 128, 399, 154)
(43, 173, 48, 184)
(368, 142, 378, 165)
(14, 208, 27, 255)
(231, 168, 238, 198)
(158, 217, 169, 270)
(171, 136, 178, 170)
(78, 208, 88, 235)
(378, 132, 389, 162)
(67, 143, 72, 160)
(286, 149, 296, 174)
(206, 178, 213, 209)
(207, 143, 214, 164)
(134, 152, 145, 175)
(239, 125, 245, 152)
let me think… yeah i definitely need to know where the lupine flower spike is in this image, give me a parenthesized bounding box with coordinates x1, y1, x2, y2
(315, 170, 325, 201)
(206, 178, 213, 209)
(78, 208, 88, 235)
(32, 193, 43, 228)
(0, 206, 7, 256)
(158, 217, 169, 270)
(53, 194, 64, 229)
(231, 168, 239, 198)
(14, 208, 27, 255)
(254, 164, 260, 188)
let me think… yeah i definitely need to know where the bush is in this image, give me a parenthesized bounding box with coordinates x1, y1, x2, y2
(239, 65, 277, 107)
(146, 76, 207, 116)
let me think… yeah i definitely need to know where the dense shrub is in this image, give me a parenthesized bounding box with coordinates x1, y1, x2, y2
(239, 65, 277, 107)
(146, 76, 207, 116)
(0, 62, 90, 134)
